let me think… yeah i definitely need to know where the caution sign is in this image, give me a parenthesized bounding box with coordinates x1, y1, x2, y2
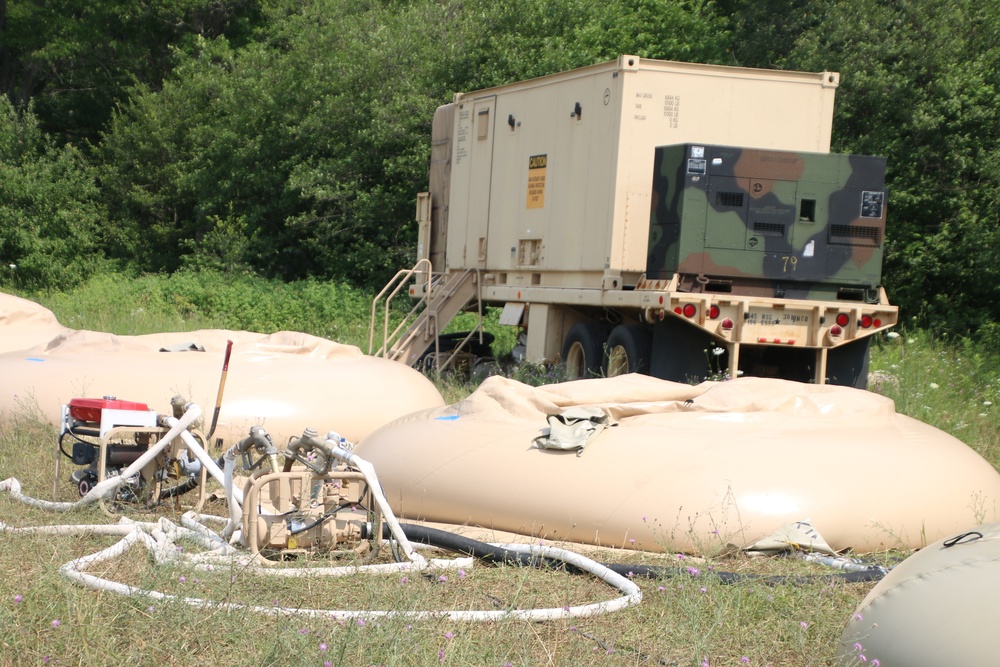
(526, 154, 547, 209)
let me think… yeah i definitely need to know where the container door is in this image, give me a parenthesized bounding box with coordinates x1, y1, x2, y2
(447, 96, 496, 270)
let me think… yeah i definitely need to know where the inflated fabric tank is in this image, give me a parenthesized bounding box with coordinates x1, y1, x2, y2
(0, 292, 444, 445)
(355, 374, 1000, 553)
(838, 522, 1000, 666)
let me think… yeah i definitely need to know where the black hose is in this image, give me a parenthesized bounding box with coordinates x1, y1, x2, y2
(382, 523, 887, 585)
(160, 454, 226, 499)
(289, 502, 356, 536)
(379, 523, 545, 567)
(58, 428, 100, 462)
(599, 563, 885, 585)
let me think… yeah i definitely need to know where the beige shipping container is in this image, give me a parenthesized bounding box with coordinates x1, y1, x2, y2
(435, 55, 840, 288)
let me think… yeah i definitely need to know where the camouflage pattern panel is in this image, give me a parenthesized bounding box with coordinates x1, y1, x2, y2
(647, 144, 887, 303)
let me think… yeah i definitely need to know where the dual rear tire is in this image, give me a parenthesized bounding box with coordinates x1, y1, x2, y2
(561, 322, 652, 379)
(605, 324, 652, 377)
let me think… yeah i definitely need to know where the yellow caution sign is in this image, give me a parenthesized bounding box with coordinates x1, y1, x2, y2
(526, 154, 547, 209)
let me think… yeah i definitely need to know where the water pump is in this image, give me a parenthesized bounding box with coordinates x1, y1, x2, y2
(54, 395, 207, 506)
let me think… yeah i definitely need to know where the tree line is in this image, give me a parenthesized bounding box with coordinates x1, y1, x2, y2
(2, 0, 998, 341)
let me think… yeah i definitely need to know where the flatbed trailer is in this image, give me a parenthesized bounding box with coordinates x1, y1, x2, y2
(371, 56, 897, 387)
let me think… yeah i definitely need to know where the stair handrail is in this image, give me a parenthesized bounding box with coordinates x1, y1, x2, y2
(368, 258, 435, 357)
(370, 265, 486, 370)
(390, 268, 477, 365)
(429, 270, 486, 374)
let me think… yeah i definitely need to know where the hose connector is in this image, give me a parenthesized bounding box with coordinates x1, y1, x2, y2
(284, 428, 336, 476)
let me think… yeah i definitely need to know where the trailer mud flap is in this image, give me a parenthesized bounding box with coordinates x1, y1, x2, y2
(826, 338, 871, 389)
(649, 318, 714, 383)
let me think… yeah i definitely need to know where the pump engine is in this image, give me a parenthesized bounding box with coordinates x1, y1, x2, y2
(55, 395, 207, 505)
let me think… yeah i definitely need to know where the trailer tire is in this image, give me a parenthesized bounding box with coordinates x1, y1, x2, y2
(604, 325, 652, 377)
(562, 322, 607, 379)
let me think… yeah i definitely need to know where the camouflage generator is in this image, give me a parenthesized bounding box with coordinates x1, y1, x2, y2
(647, 144, 887, 303)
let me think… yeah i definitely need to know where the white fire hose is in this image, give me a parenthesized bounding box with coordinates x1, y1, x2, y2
(0, 406, 642, 621)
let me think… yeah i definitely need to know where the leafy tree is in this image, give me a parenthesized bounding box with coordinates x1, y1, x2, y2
(97, 37, 292, 273)
(433, 0, 729, 91)
(98, 0, 731, 288)
(0, 0, 264, 144)
(0, 98, 104, 290)
(714, 0, 832, 68)
(788, 0, 1000, 337)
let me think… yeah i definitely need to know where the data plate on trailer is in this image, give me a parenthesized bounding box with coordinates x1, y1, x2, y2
(742, 307, 815, 344)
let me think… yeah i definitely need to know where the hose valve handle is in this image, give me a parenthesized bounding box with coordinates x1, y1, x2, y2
(236, 425, 278, 471)
(284, 428, 335, 475)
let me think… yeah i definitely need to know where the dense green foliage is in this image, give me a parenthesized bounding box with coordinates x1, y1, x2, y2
(0, 98, 105, 289)
(0, 0, 263, 143)
(2, 0, 998, 337)
(787, 0, 1000, 341)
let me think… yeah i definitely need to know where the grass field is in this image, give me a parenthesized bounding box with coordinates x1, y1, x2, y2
(1, 273, 997, 666)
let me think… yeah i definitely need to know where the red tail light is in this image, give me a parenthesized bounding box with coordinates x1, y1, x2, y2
(682, 304, 696, 318)
(721, 318, 734, 331)
(708, 305, 720, 319)
(860, 314, 873, 328)
(830, 325, 843, 337)
(836, 313, 850, 327)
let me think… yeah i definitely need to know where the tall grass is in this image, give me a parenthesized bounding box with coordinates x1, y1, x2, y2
(23, 270, 376, 349)
(2, 271, 997, 666)
(868, 330, 998, 463)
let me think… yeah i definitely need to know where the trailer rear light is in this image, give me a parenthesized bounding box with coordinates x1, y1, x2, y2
(873, 318, 882, 327)
(674, 306, 682, 315)
(758, 337, 795, 345)
(682, 304, 697, 318)
(860, 314, 873, 328)
(836, 313, 850, 327)
(830, 324, 843, 337)
(721, 318, 734, 331)
(708, 305, 720, 319)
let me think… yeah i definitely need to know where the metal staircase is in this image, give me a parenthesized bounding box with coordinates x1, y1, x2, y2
(369, 261, 484, 371)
